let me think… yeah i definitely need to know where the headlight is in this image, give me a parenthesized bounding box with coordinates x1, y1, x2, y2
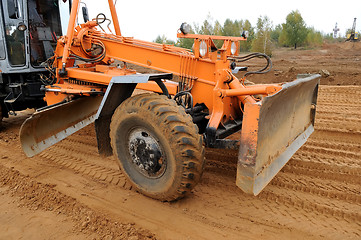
(180, 22, 191, 34)
(17, 22, 27, 31)
(231, 42, 237, 55)
(241, 30, 249, 38)
(199, 41, 207, 57)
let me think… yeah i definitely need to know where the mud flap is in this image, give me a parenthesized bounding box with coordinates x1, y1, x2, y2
(237, 74, 320, 195)
(20, 96, 103, 157)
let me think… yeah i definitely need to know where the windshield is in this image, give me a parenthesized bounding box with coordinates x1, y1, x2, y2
(28, 0, 63, 67)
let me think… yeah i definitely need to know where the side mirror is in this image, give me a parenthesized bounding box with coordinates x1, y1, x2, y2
(82, 6, 89, 23)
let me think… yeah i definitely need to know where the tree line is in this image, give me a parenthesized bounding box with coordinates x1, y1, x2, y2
(155, 10, 342, 56)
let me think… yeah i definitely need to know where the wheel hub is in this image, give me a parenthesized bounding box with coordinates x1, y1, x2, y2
(128, 129, 166, 178)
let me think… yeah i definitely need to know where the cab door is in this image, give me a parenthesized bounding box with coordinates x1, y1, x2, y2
(1, 0, 28, 70)
(27, 0, 70, 67)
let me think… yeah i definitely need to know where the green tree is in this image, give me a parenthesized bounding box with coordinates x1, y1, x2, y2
(323, 33, 334, 42)
(306, 28, 323, 47)
(281, 10, 308, 49)
(222, 19, 241, 36)
(323, 32, 342, 43)
(213, 20, 223, 48)
(270, 24, 282, 45)
(199, 19, 214, 35)
(251, 16, 272, 56)
(213, 20, 223, 35)
(196, 13, 214, 35)
(154, 35, 175, 45)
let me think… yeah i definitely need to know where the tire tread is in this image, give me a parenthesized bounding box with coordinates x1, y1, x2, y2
(110, 93, 205, 201)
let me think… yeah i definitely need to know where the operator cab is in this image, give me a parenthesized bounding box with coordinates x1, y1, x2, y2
(0, 0, 70, 119)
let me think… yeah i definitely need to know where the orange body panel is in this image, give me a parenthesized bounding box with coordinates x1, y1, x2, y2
(137, 81, 178, 95)
(221, 85, 282, 97)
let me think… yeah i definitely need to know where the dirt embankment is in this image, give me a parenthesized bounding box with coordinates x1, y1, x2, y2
(239, 42, 361, 86)
(0, 42, 360, 239)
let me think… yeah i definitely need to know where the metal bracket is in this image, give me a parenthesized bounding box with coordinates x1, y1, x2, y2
(205, 119, 243, 149)
(231, 67, 248, 74)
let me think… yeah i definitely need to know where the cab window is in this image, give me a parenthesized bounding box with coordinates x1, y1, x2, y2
(28, 0, 62, 67)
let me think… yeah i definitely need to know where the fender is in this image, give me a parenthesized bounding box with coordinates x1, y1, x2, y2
(95, 73, 173, 156)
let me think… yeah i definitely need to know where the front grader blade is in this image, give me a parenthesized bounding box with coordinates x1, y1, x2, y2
(237, 74, 320, 195)
(20, 96, 103, 157)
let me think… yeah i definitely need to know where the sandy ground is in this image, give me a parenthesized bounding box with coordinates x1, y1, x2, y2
(0, 42, 361, 239)
(241, 41, 361, 86)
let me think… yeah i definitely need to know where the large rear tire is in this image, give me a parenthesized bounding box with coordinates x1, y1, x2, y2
(110, 93, 205, 201)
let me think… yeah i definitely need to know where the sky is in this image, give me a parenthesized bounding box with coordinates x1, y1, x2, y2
(82, 0, 361, 41)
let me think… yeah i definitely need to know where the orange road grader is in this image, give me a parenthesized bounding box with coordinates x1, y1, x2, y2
(19, 0, 320, 201)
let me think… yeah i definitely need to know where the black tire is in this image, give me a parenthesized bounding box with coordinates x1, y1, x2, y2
(110, 93, 205, 201)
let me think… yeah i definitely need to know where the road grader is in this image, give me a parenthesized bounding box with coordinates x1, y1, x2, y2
(2, 0, 319, 201)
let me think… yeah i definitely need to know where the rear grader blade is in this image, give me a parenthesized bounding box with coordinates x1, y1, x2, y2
(20, 96, 103, 157)
(237, 74, 320, 195)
